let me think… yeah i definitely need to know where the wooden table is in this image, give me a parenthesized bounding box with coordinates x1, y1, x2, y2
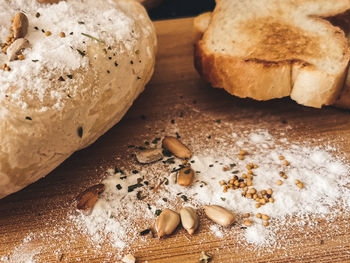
(1, 17, 350, 263)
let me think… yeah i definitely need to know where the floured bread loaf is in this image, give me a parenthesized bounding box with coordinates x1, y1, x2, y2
(0, 0, 157, 198)
(194, 0, 350, 109)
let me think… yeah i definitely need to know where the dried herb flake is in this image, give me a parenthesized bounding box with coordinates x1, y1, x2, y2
(77, 49, 86, 57)
(155, 209, 162, 216)
(128, 183, 143, 192)
(181, 195, 188, 202)
(140, 228, 151, 236)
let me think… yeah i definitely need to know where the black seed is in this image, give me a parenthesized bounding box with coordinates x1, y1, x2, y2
(116, 184, 122, 190)
(77, 126, 83, 138)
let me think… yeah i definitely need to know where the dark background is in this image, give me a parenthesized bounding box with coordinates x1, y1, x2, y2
(149, 0, 215, 20)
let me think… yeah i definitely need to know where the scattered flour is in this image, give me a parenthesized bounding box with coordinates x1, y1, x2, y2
(71, 129, 350, 250)
(209, 225, 224, 238)
(1, 234, 40, 263)
(2, 126, 350, 261)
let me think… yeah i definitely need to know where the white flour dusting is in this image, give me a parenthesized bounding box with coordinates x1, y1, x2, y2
(71, 129, 350, 250)
(0, 0, 144, 111)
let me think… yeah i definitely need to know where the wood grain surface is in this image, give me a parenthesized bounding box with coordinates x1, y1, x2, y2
(1, 17, 350, 263)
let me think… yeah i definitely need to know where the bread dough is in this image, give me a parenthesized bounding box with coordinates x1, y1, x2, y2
(0, 0, 157, 198)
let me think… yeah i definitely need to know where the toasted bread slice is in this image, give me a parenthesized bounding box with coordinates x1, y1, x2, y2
(328, 10, 350, 109)
(194, 12, 212, 43)
(194, 0, 350, 108)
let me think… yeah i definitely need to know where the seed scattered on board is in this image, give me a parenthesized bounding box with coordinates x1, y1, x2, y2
(180, 206, 199, 235)
(162, 136, 192, 159)
(136, 148, 163, 164)
(122, 254, 136, 263)
(204, 205, 235, 227)
(155, 208, 180, 238)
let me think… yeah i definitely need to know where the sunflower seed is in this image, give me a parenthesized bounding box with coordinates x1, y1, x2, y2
(180, 207, 199, 235)
(204, 205, 235, 227)
(155, 208, 180, 237)
(162, 136, 192, 159)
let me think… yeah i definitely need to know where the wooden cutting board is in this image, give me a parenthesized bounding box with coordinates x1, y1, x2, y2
(1, 17, 350, 263)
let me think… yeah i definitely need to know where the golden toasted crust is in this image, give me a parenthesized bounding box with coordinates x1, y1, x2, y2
(195, 41, 291, 100)
(242, 17, 322, 61)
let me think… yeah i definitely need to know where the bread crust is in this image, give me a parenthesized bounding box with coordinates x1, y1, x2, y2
(195, 42, 291, 100)
(0, 0, 157, 198)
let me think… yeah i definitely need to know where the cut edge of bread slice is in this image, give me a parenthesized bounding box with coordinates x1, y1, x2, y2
(328, 10, 350, 109)
(194, 1, 350, 109)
